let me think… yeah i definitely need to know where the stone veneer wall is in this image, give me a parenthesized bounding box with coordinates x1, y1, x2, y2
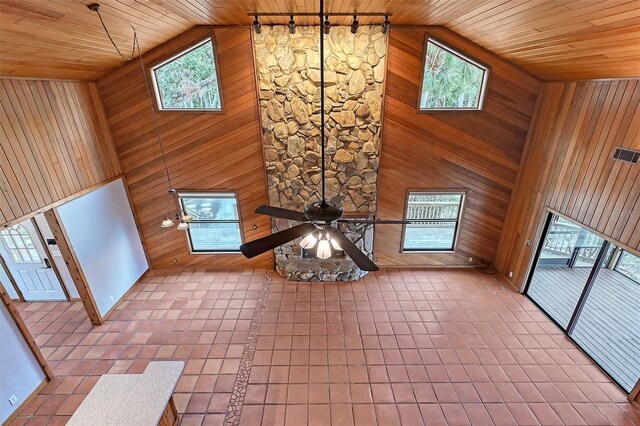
(253, 25, 388, 281)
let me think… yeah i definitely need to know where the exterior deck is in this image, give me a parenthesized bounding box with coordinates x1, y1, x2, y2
(528, 267, 640, 392)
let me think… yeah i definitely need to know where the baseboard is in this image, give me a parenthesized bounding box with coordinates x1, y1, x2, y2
(2, 378, 48, 425)
(102, 267, 149, 321)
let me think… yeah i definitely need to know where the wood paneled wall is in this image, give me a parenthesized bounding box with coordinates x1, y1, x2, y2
(495, 79, 640, 288)
(97, 26, 272, 268)
(375, 27, 540, 267)
(0, 79, 121, 226)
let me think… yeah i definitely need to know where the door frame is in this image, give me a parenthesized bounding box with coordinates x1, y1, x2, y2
(523, 211, 632, 394)
(0, 217, 70, 302)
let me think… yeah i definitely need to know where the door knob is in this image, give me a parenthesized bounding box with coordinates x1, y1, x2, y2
(43, 258, 52, 269)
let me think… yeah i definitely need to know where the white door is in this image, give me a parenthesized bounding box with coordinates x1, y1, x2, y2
(0, 219, 67, 301)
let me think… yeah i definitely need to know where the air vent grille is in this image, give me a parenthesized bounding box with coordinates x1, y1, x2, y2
(613, 147, 640, 164)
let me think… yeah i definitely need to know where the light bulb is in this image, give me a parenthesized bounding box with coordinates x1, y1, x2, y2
(329, 236, 341, 251)
(161, 217, 174, 228)
(300, 232, 318, 249)
(182, 213, 192, 222)
(176, 221, 190, 231)
(316, 239, 331, 259)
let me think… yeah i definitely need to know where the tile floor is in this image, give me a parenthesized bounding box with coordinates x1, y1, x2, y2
(10, 268, 640, 425)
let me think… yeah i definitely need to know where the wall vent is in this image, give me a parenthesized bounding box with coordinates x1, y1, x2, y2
(613, 147, 640, 164)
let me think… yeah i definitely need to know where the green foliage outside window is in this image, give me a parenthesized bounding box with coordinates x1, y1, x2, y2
(420, 40, 485, 109)
(154, 40, 221, 110)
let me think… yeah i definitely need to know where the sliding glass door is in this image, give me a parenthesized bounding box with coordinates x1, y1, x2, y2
(526, 215, 605, 329)
(525, 213, 640, 393)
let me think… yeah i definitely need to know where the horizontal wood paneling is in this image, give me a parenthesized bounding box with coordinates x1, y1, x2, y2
(1, 0, 638, 81)
(375, 27, 540, 267)
(97, 26, 272, 269)
(0, 79, 121, 226)
(495, 79, 640, 288)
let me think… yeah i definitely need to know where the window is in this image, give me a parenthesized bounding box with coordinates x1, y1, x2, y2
(420, 39, 488, 110)
(402, 192, 465, 251)
(151, 38, 222, 111)
(615, 250, 640, 283)
(1, 225, 40, 263)
(179, 192, 242, 252)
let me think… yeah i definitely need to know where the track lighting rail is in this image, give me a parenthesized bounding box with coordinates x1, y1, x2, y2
(246, 12, 391, 17)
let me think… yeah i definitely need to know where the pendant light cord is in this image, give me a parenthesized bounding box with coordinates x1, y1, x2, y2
(134, 36, 174, 191)
(319, 0, 326, 206)
(90, 3, 175, 208)
(93, 6, 137, 61)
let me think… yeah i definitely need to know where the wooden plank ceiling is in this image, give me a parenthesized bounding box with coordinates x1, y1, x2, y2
(1, 0, 638, 81)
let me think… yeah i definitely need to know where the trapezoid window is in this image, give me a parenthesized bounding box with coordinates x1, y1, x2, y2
(420, 39, 488, 110)
(151, 38, 222, 111)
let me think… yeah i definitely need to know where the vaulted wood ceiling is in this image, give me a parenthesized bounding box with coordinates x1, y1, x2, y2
(1, 0, 638, 81)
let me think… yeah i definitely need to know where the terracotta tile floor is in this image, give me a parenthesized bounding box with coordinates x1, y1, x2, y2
(10, 268, 640, 425)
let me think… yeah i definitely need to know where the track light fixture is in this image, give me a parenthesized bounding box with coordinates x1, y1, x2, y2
(382, 15, 391, 34)
(253, 15, 262, 34)
(323, 15, 331, 34)
(350, 15, 359, 34)
(248, 13, 391, 35)
(288, 15, 296, 34)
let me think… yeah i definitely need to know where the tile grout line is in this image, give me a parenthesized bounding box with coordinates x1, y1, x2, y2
(223, 270, 273, 426)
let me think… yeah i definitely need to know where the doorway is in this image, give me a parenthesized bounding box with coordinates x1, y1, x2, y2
(0, 217, 68, 301)
(525, 212, 640, 393)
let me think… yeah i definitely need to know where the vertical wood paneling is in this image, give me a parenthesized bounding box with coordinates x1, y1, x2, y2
(375, 27, 540, 267)
(0, 79, 121, 226)
(97, 26, 272, 268)
(495, 79, 640, 288)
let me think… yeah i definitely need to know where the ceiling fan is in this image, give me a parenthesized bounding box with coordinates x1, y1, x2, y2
(240, 0, 410, 272)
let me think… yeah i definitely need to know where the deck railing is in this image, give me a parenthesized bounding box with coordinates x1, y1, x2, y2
(406, 201, 459, 227)
(543, 222, 602, 261)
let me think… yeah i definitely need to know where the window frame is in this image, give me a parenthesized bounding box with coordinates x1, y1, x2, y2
(417, 36, 489, 112)
(400, 189, 467, 253)
(150, 36, 224, 112)
(177, 190, 244, 254)
(522, 210, 640, 393)
(614, 250, 640, 284)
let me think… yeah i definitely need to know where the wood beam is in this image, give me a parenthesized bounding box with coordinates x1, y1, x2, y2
(0, 283, 53, 380)
(43, 209, 103, 325)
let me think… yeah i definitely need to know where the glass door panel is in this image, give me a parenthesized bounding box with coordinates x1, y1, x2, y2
(538, 216, 604, 268)
(571, 248, 640, 392)
(526, 214, 605, 329)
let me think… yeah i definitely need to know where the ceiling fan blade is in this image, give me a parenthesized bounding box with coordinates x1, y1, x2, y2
(240, 223, 316, 258)
(325, 227, 379, 272)
(337, 219, 413, 224)
(255, 205, 308, 222)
